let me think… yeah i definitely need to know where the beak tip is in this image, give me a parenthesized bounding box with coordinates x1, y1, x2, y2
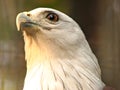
(16, 13, 21, 31)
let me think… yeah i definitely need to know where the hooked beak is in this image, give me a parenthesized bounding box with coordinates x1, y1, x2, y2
(16, 12, 30, 31)
(16, 12, 39, 32)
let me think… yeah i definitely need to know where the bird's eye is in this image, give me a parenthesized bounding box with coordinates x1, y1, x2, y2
(46, 13, 59, 22)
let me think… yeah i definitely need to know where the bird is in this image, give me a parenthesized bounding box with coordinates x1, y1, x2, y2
(16, 8, 106, 90)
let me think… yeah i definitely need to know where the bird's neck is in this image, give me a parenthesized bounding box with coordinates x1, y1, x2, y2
(23, 32, 105, 90)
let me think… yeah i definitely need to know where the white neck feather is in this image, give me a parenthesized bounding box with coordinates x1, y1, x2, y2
(23, 32, 105, 90)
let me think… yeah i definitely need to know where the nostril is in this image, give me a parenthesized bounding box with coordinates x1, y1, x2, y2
(27, 13, 31, 17)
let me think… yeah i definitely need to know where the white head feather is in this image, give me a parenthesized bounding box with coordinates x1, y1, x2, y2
(16, 8, 105, 90)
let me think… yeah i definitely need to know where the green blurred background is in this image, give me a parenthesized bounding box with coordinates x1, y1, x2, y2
(0, 0, 120, 90)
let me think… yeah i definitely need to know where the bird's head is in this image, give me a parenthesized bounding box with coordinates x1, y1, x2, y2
(16, 8, 85, 41)
(16, 8, 90, 67)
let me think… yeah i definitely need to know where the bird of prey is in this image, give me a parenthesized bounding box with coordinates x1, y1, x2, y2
(16, 8, 105, 90)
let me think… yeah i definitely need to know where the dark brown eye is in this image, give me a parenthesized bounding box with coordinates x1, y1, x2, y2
(46, 13, 59, 22)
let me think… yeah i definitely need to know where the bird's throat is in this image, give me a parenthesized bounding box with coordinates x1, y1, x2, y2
(23, 31, 54, 70)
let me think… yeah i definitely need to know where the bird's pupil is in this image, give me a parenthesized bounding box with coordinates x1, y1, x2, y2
(49, 14, 54, 20)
